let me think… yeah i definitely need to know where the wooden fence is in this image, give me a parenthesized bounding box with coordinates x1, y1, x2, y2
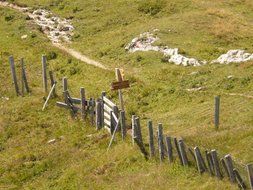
(7, 55, 253, 190)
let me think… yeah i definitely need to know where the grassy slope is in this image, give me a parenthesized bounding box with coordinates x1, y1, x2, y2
(1, 0, 253, 189)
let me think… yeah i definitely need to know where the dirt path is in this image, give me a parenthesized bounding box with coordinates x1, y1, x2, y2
(0, 1, 108, 70)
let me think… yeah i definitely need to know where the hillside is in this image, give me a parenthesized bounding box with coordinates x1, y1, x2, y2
(0, 0, 253, 189)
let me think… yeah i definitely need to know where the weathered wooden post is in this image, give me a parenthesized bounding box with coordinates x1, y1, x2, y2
(214, 96, 220, 129)
(20, 58, 30, 94)
(148, 120, 155, 158)
(165, 136, 173, 163)
(194, 147, 206, 174)
(80, 88, 86, 120)
(247, 164, 253, 190)
(120, 111, 126, 140)
(42, 55, 48, 93)
(205, 151, 214, 175)
(174, 138, 183, 165)
(9, 56, 19, 96)
(49, 71, 56, 97)
(101, 91, 106, 127)
(224, 154, 236, 183)
(158, 123, 165, 162)
(178, 139, 189, 166)
(96, 99, 102, 130)
(115, 68, 125, 111)
(63, 77, 68, 92)
(210, 149, 222, 179)
(90, 98, 95, 126)
(135, 117, 143, 145)
(220, 158, 229, 178)
(233, 169, 247, 189)
(132, 115, 136, 145)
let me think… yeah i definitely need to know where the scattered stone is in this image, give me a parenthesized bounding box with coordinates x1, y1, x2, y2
(125, 32, 205, 66)
(186, 87, 205, 92)
(1, 97, 9, 101)
(47, 139, 56, 144)
(227, 75, 233, 79)
(21, 34, 28, 39)
(211, 50, 253, 64)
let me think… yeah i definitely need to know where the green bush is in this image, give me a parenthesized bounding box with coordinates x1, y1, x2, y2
(138, 0, 165, 16)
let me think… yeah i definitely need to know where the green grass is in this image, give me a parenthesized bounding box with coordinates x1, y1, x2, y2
(1, 1, 253, 189)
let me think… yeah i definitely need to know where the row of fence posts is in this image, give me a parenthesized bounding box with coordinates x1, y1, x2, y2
(8, 55, 252, 189)
(131, 117, 253, 190)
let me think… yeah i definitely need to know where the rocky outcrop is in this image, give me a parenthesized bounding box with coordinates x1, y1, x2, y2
(211, 50, 253, 64)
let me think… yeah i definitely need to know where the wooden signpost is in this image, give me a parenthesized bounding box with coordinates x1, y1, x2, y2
(111, 68, 130, 111)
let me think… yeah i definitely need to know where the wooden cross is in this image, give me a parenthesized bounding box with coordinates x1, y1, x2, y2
(111, 68, 130, 111)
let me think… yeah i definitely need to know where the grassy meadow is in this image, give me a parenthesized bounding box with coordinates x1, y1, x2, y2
(1, 0, 253, 189)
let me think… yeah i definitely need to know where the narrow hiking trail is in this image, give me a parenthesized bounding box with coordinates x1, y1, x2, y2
(0, 1, 108, 70)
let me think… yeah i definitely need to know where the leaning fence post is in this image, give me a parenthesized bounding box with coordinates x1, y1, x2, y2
(174, 138, 183, 165)
(20, 58, 30, 94)
(80, 87, 86, 120)
(210, 149, 223, 180)
(148, 120, 155, 158)
(120, 111, 126, 140)
(178, 139, 188, 166)
(166, 136, 173, 163)
(9, 56, 19, 96)
(220, 158, 229, 178)
(247, 164, 253, 190)
(214, 96, 220, 129)
(233, 169, 247, 190)
(194, 147, 205, 174)
(224, 154, 236, 183)
(158, 123, 165, 162)
(42, 55, 48, 93)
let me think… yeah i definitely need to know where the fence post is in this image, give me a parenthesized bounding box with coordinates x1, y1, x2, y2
(174, 138, 183, 165)
(101, 91, 106, 127)
(148, 120, 155, 158)
(205, 151, 214, 175)
(90, 98, 95, 126)
(135, 117, 143, 145)
(233, 169, 247, 190)
(49, 71, 56, 97)
(210, 149, 223, 180)
(63, 77, 67, 92)
(220, 158, 229, 178)
(96, 99, 102, 130)
(158, 123, 165, 162)
(247, 164, 253, 190)
(132, 115, 136, 145)
(120, 111, 126, 140)
(194, 147, 205, 174)
(42, 55, 48, 93)
(9, 56, 19, 96)
(214, 96, 220, 129)
(20, 58, 30, 94)
(80, 88, 86, 120)
(165, 136, 173, 163)
(224, 154, 236, 183)
(178, 139, 188, 166)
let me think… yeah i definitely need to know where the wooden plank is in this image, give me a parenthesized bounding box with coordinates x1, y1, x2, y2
(224, 154, 236, 183)
(158, 123, 165, 162)
(104, 118, 111, 126)
(104, 103, 113, 114)
(107, 117, 120, 149)
(104, 112, 111, 120)
(42, 82, 56, 111)
(166, 136, 173, 163)
(20, 58, 30, 93)
(210, 149, 223, 180)
(214, 96, 220, 129)
(233, 169, 247, 190)
(9, 56, 20, 96)
(174, 138, 183, 165)
(56, 102, 79, 112)
(103, 96, 116, 108)
(42, 55, 48, 93)
(188, 147, 196, 164)
(247, 164, 253, 190)
(178, 139, 189, 166)
(120, 111, 126, 140)
(148, 120, 155, 158)
(111, 80, 130, 90)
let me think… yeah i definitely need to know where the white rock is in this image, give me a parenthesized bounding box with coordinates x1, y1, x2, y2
(21, 35, 28, 39)
(211, 50, 253, 64)
(47, 139, 56, 144)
